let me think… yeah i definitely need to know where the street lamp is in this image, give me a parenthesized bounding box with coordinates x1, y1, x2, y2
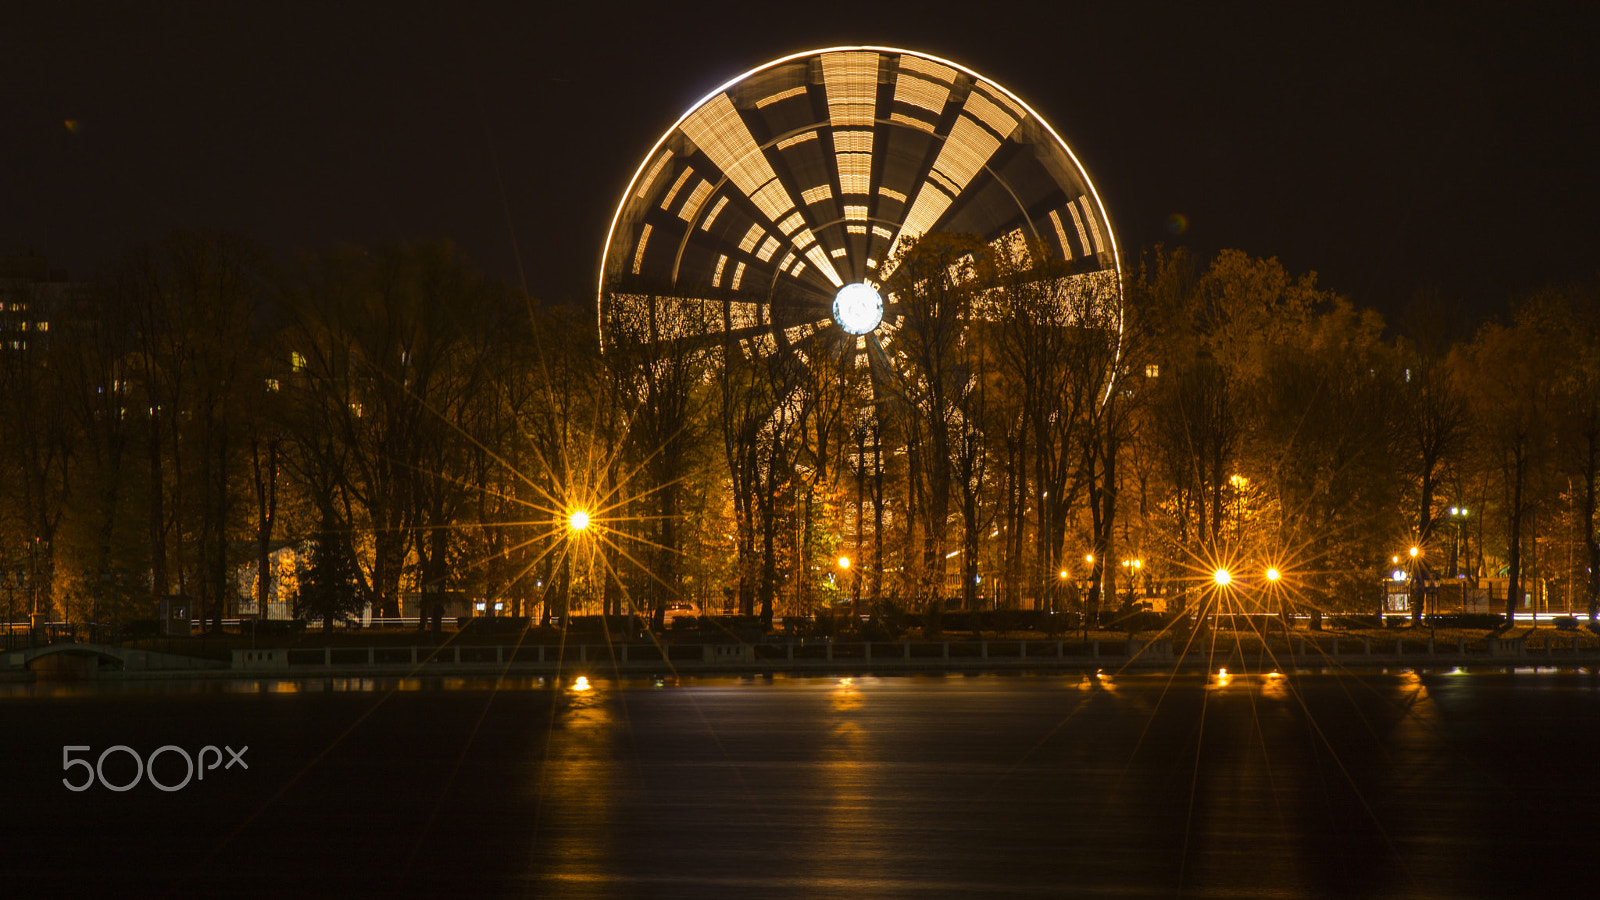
(568, 509, 591, 532)
(1447, 506, 1469, 579)
(1213, 568, 1232, 587)
(838, 555, 850, 570)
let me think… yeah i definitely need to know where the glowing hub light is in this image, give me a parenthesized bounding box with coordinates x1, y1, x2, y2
(838, 556, 851, 569)
(1213, 568, 1232, 586)
(1265, 568, 1281, 582)
(573, 676, 591, 691)
(1409, 546, 1420, 558)
(568, 510, 591, 532)
(1059, 570, 1068, 579)
(832, 282, 883, 335)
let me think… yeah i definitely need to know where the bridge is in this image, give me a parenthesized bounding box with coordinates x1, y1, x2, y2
(1, 642, 225, 677)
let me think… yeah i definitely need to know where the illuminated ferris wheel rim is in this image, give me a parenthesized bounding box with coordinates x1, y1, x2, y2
(597, 45, 1124, 404)
(597, 45, 1123, 318)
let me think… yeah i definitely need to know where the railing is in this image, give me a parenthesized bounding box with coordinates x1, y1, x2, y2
(227, 634, 1600, 675)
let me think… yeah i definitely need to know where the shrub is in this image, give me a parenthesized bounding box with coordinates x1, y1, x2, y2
(456, 616, 531, 634)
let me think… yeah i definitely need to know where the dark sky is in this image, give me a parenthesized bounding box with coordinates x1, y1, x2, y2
(6, 1, 1597, 323)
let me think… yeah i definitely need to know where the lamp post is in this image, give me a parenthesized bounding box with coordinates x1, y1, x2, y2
(1447, 507, 1469, 579)
(1408, 545, 1422, 620)
(838, 555, 856, 620)
(564, 509, 589, 622)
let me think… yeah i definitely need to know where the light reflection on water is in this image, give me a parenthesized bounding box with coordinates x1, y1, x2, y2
(8, 668, 1600, 897)
(8, 666, 1600, 699)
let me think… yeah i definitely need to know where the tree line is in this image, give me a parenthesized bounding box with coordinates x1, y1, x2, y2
(2, 230, 1596, 631)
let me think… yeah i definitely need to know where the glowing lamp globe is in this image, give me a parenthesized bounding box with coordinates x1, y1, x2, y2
(832, 282, 883, 335)
(568, 510, 591, 532)
(1213, 568, 1232, 586)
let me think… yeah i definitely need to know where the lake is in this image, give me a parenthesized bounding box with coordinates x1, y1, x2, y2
(3, 668, 1595, 897)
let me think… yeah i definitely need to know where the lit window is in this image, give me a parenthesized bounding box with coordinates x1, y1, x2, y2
(1145, 364, 1160, 378)
(1049, 210, 1075, 260)
(898, 53, 955, 84)
(659, 167, 693, 210)
(701, 196, 729, 230)
(633, 224, 652, 275)
(730, 262, 746, 290)
(802, 185, 833, 205)
(889, 112, 935, 133)
(712, 254, 728, 288)
(963, 89, 1019, 138)
(847, 225, 867, 234)
(739, 224, 764, 253)
(635, 150, 673, 199)
(290, 351, 307, 372)
(681, 93, 796, 221)
(750, 178, 796, 222)
(776, 130, 818, 149)
(837, 153, 871, 195)
(266, 378, 280, 392)
(1067, 203, 1092, 256)
(878, 187, 906, 203)
(756, 85, 808, 108)
(822, 50, 878, 127)
(678, 180, 714, 222)
(844, 205, 867, 220)
(893, 73, 949, 114)
(1077, 197, 1106, 255)
(829, 247, 848, 258)
(756, 237, 779, 261)
(871, 225, 892, 239)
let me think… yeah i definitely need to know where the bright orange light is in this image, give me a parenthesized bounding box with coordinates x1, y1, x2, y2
(1409, 546, 1419, 558)
(1085, 554, 1094, 564)
(568, 510, 591, 531)
(572, 676, 590, 691)
(1213, 568, 1232, 586)
(838, 556, 851, 569)
(1058, 570, 1069, 579)
(1265, 568, 1281, 582)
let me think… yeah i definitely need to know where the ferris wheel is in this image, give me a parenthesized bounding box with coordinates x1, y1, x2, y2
(598, 46, 1121, 377)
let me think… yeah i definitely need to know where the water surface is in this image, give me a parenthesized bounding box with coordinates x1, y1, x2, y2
(4, 669, 1592, 897)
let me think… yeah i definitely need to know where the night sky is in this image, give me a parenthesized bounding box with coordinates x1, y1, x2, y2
(7, 1, 1597, 324)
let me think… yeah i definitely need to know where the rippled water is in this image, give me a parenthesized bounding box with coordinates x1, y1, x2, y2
(4, 669, 1595, 897)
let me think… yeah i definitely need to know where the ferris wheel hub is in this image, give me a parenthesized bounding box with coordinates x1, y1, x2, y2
(832, 282, 883, 335)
